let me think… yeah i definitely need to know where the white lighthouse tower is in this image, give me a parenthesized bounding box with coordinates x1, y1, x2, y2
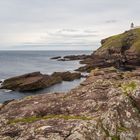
(131, 22, 134, 29)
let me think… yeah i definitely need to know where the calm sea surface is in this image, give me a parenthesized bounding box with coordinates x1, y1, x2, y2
(0, 50, 92, 103)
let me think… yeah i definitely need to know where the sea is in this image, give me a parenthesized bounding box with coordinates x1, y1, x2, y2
(0, 50, 92, 103)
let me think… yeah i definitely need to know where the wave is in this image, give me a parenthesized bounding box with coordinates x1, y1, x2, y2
(4, 89, 12, 93)
(0, 79, 4, 87)
(0, 79, 12, 92)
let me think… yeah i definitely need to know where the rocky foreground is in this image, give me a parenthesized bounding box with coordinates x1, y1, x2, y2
(0, 67, 140, 140)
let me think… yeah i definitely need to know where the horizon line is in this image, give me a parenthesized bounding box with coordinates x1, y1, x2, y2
(0, 49, 93, 51)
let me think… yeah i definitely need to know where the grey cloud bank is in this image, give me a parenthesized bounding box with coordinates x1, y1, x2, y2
(0, 0, 140, 50)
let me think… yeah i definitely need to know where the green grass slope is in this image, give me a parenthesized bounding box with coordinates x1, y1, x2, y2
(96, 28, 140, 54)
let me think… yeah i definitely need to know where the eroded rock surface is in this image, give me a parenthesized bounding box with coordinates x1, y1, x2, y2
(0, 67, 140, 140)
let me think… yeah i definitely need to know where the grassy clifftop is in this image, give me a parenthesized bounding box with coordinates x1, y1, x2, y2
(97, 28, 140, 54)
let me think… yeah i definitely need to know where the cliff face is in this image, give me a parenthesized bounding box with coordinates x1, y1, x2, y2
(95, 28, 140, 67)
(78, 28, 140, 72)
(0, 68, 140, 140)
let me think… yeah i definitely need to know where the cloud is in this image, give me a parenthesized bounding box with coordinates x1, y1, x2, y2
(47, 29, 99, 38)
(0, 0, 140, 50)
(105, 20, 118, 23)
(33, 28, 100, 49)
(57, 29, 79, 33)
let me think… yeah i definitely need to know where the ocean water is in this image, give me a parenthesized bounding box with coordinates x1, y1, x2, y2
(0, 50, 92, 103)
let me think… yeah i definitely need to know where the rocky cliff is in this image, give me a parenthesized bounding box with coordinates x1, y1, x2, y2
(77, 28, 140, 72)
(96, 28, 140, 66)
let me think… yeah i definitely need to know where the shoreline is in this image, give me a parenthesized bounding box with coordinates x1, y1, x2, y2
(0, 70, 86, 103)
(0, 50, 91, 103)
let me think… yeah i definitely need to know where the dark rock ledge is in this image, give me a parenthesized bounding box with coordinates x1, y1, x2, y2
(0, 71, 82, 92)
(51, 56, 61, 60)
(51, 54, 91, 61)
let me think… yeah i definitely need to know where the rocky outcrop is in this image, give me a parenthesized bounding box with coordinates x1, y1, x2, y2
(63, 54, 90, 61)
(51, 56, 61, 59)
(51, 54, 90, 61)
(0, 71, 82, 92)
(95, 29, 140, 68)
(0, 67, 140, 139)
(76, 28, 140, 72)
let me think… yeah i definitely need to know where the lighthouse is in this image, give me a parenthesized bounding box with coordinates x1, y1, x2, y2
(131, 22, 134, 29)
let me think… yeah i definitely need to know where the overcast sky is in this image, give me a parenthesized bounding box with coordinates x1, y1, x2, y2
(0, 0, 139, 50)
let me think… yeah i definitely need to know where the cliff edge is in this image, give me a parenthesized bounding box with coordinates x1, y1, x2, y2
(96, 28, 140, 66)
(78, 28, 140, 72)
